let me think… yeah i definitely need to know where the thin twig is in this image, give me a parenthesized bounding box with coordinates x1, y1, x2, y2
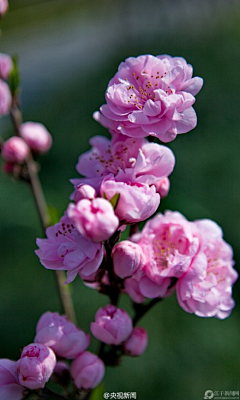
(9, 104, 77, 324)
(133, 298, 162, 326)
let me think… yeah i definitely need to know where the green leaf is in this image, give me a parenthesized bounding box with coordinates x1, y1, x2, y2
(89, 383, 104, 400)
(109, 193, 120, 209)
(9, 55, 20, 97)
(47, 205, 60, 226)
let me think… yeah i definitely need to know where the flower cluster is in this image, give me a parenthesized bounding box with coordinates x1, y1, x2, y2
(0, 309, 147, 398)
(1, 50, 238, 399)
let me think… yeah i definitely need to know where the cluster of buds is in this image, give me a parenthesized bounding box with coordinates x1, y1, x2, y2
(0, 310, 148, 399)
(0, 52, 52, 176)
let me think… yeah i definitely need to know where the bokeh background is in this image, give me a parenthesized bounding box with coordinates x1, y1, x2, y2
(0, 1, 240, 399)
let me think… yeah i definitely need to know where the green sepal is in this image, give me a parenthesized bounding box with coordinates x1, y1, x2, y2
(109, 193, 120, 209)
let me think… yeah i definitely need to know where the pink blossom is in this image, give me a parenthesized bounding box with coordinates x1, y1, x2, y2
(90, 305, 133, 345)
(67, 198, 119, 242)
(74, 184, 97, 203)
(123, 211, 199, 299)
(36, 214, 104, 283)
(177, 220, 238, 319)
(34, 312, 90, 359)
(0, 359, 24, 400)
(1, 136, 29, 163)
(0, 0, 8, 16)
(94, 54, 203, 142)
(70, 351, 105, 390)
(112, 240, 144, 278)
(137, 211, 199, 280)
(100, 173, 160, 224)
(123, 327, 148, 356)
(19, 122, 52, 154)
(72, 134, 175, 192)
(0, 79, 11, 115)
(16, 343, 56, 390)
(0, 53, 13, 80)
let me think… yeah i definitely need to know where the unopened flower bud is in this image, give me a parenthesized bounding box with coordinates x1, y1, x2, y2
(0, 0, 8, 17)
(1, 137, 29, 163)
(154, 177, 170, 198)
(123, 327, 148, 356)
(112, 240, 144, 279)
(91, 305, 133, 345)
(34, 311, 90, 359)
(74, 184, 97, 203)
(0, 53, 13, 80)
(70, 351, 105, 390)
(0, 79, 11, 115)
(67, 198, 119, 243)
(19, 122, 52, 154)
(16, 343, 56, 390)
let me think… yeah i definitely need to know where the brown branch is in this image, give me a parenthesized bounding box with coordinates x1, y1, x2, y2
(9, 103, 77, 324)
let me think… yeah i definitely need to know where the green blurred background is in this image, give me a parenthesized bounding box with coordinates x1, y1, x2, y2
(0, 1, 240, 399)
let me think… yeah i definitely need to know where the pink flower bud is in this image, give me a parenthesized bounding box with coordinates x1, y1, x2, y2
(74, 184, 97, 203)
(0, 359, 24, 400)
(70, 351, 105, 390)
(0, 53, 13, 80)
(16, 343, 56, 390)
(91, 305, 133, 345)
(1, 137, 29, 163)
(67, 198, 119, 243)
(154, 177, 170, 198)
(123, 327, 148, 356)
(112, 240, 144, 279)
(34, 311, 90, 359)
(0, 79, 11, 115)
(2, 161, 14, 174)
(0, 0, 8, 16)
(19, 122, 52, 154)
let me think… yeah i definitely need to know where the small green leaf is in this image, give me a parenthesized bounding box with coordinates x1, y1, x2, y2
(9, 55, 20, 97)
(89, 383, 104, 400)
(47, 205, 60, 226)
(109, 193, 120, 209)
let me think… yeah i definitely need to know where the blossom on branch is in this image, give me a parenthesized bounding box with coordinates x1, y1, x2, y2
(94, 54, 203, 142)
(1, 136, 30, 163)
(16, 343, 56, 390)
(70, 351, 105, 390)
(34, 311, 90, 359)
(19, 122, 52, 154)
(72, 134, 175, 193)
(67, 197, 119, 242)
(177, 219, 238, 319)
(91, 305, 133, 345)
(36, 214, 104, 283)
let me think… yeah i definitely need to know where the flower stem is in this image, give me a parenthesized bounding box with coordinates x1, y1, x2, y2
(9, 102, 77, 324)
(133, 298, 162, 326)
